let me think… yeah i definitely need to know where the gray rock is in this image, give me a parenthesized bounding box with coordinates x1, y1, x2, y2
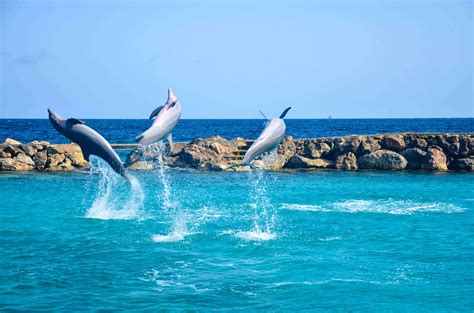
(0, 158, 34, 171)
(20, 144, 37, 156)
(383, 134, 405, 151)
(358, 150, 407, 170)
(14, 153, 35, 166)
(400, 148, 426, 169)
(33, 150, 48, 170)
(358, 138, 381, 155)
(454, 158, 474, 171)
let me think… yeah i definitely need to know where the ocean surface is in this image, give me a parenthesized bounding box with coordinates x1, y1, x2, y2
(1, 161, 473, 311)
(0, 118, 472, 143)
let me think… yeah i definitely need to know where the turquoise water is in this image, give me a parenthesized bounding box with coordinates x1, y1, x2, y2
(1, 163, 473, 311)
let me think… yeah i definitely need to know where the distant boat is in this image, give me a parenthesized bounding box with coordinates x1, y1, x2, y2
(328, 115, 332, 120)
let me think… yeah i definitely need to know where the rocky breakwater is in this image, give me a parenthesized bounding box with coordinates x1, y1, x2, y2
(0, 138, 90, 172)
(125, 133, 474, 172)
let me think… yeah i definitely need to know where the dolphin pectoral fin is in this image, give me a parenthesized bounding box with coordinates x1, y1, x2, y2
(66, 118, 85, 126)
(167, 133, 174, 152)
(149, 106, 164, 119)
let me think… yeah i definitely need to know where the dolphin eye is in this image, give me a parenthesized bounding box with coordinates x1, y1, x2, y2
(169, 101, 177, 108)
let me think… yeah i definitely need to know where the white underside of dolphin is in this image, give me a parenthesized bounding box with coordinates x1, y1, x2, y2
(136, 88, 181, 149)
(228, 107, 291, 169)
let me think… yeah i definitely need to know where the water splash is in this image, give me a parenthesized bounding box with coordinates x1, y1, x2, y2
(85, 157, 144, 220)
(236, 166, 277, 241)
(149, 143, 189, 242)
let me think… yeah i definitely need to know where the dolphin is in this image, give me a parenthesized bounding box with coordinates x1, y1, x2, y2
(228, 107, 291, 169)
(135, 88, 181, 150)
(47, 108, 129, 180)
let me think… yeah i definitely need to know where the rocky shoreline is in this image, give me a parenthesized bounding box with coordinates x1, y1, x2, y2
(1, 133, 473, 172)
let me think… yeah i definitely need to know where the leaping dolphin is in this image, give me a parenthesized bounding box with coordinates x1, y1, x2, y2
(47, 108, 129, 180)
(228, 107, 291, 169)
(135, 88, 181, 149)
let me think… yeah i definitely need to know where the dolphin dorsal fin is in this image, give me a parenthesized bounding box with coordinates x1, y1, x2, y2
(66, 118, 85, 126)
(279, 107, 292, 119)
(149, 106, 164, 119)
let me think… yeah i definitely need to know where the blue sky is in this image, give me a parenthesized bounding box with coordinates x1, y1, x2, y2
(0, 0, 472, 119)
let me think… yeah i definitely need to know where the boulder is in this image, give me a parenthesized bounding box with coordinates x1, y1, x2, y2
(458, 136, 473, 157)
(421, 146, 448, 171)
(400, 148, 426, 169)
(127, 161, 154, 170)
(3, 145, 21, 156)
(406, 136, 428, 149)
(192, 136, 234, 155)
(303, 141, 331, 158)
(383, 134, 405, 151)
(19, 144, 37, 156)
(48, 144, 87, 167)
(358, 138, 381, 155)
(358, 150, 407, 170)
(174, 145, 220, 169)
(14, 153, 35, 166)
(454, 158, 474, 171)
(285, 155, 335, 169)
(334, 136, 362, 155)
(33, 150, 48, 170)
(0, 158, 34, 171)
(4, 138, 21, 145)
(0, 151, 11, 158)
(336, 152, 358, 170)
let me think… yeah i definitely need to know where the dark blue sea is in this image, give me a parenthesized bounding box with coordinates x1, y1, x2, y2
(0, 118, 472, 143)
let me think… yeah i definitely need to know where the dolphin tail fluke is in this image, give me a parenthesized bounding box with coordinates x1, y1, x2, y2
(279, 107, 292, 119)
(167, 133, 174, 152)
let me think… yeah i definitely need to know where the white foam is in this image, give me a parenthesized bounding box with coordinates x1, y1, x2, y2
(85, 158, 144, 220)
(235, 230, 277, 241)
(281, 204, 329, 212)
(282, 199, 466, 215)
(333, 199, 466, 215)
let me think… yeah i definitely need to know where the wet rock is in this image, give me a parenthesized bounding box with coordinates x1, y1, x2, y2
(4, 138, 22, 145)
(285, 155, 335, 169)
(421, 146, 448, 171)
(358, 150, 407, 170)
(454, 158, 474, 171)
(0, 158, 34, 171)
(383, 134, 405, 151)
(400, 148, 426, 169)
(336, 152, 358, 170)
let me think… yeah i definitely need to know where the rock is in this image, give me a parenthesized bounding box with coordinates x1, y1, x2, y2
(334, 136, 362, 155)
(127, 161, 154, 170)
(20, 144, 37, 156)
(33, 150, 48, 170)
(4, 138, 22, 145)
(383, 134, 405, 151)
(421, 146, 448, 171)
(48, 144, 87, 167)
(285, 155, 335, 169)
(358, 150, 407, 170)
(44, 153, 66, 171)
(29, 140, 50, 146)
(174, 145, 220, 169)
(192, 136, 234, 155)
(405, 136, 428, 149)
(400, 148, 426, 169)
(458, 136, 473, 157)
(0, 158, 34, 171)
(304, 141, 331, 158)
(336, 152, 358, 170)
(0, 151, 11, 158)
(14, 153, 35, 166)
(3, 145, 22, 156)
(454, 158, 474, 171)
(358, 138, 381, 155)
